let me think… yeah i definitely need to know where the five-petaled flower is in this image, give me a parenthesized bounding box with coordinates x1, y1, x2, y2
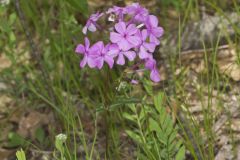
(110, 22, 140, 51)
(145, 15, 164, 45)
(82, 12, 103, 35)
(75, 37, 98, 68)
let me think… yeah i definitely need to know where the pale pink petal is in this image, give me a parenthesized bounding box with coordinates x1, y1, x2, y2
(150, 69, 160, 82)
(150, 34, 160, 45)
(143, 42, 156, 52)
(115, 22, 126, 34)
(123, 51, 136, 61)
(145, 58, 155, 70)
(131, 79, 139, 84)
(118, 39, 131, 51)
(110, 32, 122, 43)
(126, 24, 138, 35)
(94, 41, 104, 52)
(82, 26, 88, 34)
(88, 23, 97, 32)
(152, 27, 164, 37)
(141, 29, 148, 41)
(96, 58, 104, 69)
(104, 56, 114, 68)
(108, 44, 119, 57)
(85, 37, 90, 50)
(87, 57, 96, 68)
(127, 36, 141, 46)
(75, 44, 85, 54)
(149, 15, 158, 27)
(80, 56, 87, 68)
(117, 53, 125, 65)
(139, 46, 149, 59)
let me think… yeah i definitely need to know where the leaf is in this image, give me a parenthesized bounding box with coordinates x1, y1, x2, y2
(123, 112, 137, 122)
(7, 132, 26, 148)
(149, 118, 161, 133)
(125, 130, 142, 143)
(175, 146, 185, 160)
(154, 92, 165, 113)
(16, 149, 26, 160)
(35, 127, 45, 144)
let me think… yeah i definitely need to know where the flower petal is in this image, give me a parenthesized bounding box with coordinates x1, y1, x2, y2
(139, 46, 149, 59)
(88, 23, 97, 32)
(118, 39, 131, 51)
(145, 58, 156, 70)
(110, 32, 122, 43)
(104, 56, 114, 68)
(85, 37, 90, 50)
(148, 15, 158, 27)
(117, 53, 125, 65)
(143, 42, 156, 52)
(127, 36, 141, 46)
(126, 24, 138, 35)
(82, 26, 88, 35)
(75, 44, 85, 54)
(149, 34, 160, 45)
(96, 58, 104, 69)
(152, 27, 164, 38)
(150, 69, 160, 82)
(123, 51, 136, 61)
(115, 22, 126, 34)
(87, 57, 96, 68)
(80, 56, 87, 68)
(141, 29, 148, 41)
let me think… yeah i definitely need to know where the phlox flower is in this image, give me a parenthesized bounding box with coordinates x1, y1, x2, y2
(110, 22, 141, 51)
(94, 42, 115, 69)
(145, 58, 160, 82)
(75, 37, 98, 68)
(82, 12, 103, 35)
(137, 29, 156, 59)
(127, 3, 149, 22)
(145, 15, 164, 45)
(107, 6, 127, 21)
(107, 44, 136, 65)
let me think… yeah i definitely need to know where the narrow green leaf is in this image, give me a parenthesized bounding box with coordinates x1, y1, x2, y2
(175, 146, 185, 160)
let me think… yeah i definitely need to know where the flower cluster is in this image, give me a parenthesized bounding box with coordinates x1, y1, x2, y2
(75, 3, 164, 82)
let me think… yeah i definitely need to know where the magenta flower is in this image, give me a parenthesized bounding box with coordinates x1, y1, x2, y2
(107, 6, 127, 21)
(145, 15, 164, 45)
(75, 37, 97, 68)
(127, 3, 149, 22)
(94, 42, 115, 69)
(137, 29, 156, 59)
(108, 44, 136, 65)
(82, 12, 103, 35)
(110, 22, 141, 51)
(145, 58, 160, 82)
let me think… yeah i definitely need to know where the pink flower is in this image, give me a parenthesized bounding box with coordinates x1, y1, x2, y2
(110, 22, 141, 51)
(82, 12, 103, 35)
(94, 42, 115, 69)
(107, 6, 127, 21)
(137, 29, 156, 59)
(75, 37, 98, 68)
(145, 15, 164, 45)
(126, 3, 149, 22)
(145, 58, 160, 82)
(108, 44, 136, 65)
